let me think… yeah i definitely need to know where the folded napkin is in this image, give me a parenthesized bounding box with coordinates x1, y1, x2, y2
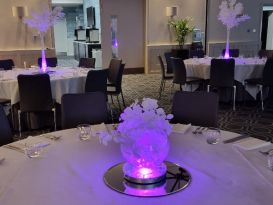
(172, 123, 191, 134)
(233, 138, 271, 151)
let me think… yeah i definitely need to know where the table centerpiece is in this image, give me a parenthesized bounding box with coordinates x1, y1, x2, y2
(101, 98, 173, 185)
(218, 0, 250, 59)
(23, 5, 64, 73)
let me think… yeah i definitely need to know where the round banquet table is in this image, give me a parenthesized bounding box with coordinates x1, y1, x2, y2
(184, 57, 266, 99)
(0, 67, 92, 105)
(0, 126, 273, 205)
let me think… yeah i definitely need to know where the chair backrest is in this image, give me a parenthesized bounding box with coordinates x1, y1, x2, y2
(79, 58, 96, 68)
(190, 50, 205, 58)
(38, 57, 58, 68)
(158, 55, 167, 78)
(0, 59, 14, 70)
(210, 58, 235, 87)
(61, 92, 108, 129)
(85, 69, 108, 93)
(17, 74, 54, 112)
(0, 105, 13, 146)
(113, 63, 125, 93)
(164, 52, 173, 74)
(170, 57, 187, 85)
(258, 50, 273, 58)
(107, 58, 122, 84)
(172, 91, 219, 127)
(263, 57, 273, 86)
(222, 49, 239, 58)
(172, 49, 190, 60)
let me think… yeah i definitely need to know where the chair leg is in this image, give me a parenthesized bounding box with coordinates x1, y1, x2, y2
(207, 85, 210, 92)
(121, 90, 126, 107)
(243, 82, 246, 106)
(52, 108, 57, 131)
(116, 96, 122, 112)
(158, 79, 164, 99)
(259, 85, 264, 111)
(233, 86, 236, 111)
(179, 84, 182, 91)
(18, 110, 21, 137)
(107, 103, 115, 124)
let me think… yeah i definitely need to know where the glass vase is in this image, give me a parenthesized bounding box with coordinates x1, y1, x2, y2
(120, 129, 169, 183)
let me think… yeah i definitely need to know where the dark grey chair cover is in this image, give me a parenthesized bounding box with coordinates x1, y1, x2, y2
(172, 91, 219, 127)
(61, 92, 108, 129)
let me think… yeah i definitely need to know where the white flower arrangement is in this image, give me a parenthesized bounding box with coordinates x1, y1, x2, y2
(24, 5, 65, 34)
(99, 98, 173, 146)
(218, 0, 250, 29)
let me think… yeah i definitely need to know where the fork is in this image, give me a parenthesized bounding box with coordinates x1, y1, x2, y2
(192, 126, 201, 134)
(259, 148, 273, 155)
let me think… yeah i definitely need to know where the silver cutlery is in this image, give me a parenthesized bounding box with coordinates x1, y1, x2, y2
(192, 126, 201, 134)
(3, 144, 25, 153)
(222, 134, 249, 144)
(259, 148, 273, 156)
(41, 134, 61, 141)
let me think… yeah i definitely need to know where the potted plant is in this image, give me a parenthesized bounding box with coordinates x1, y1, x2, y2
(168, 17, 194, 59)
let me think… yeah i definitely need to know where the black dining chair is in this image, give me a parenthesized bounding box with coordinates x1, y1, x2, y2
(222, 49, 239, 58)
(244, 57, 273, 111)
(61, 92, 108, 129)
(17, 74, 56, 136)
(207, 58, 236, 111)
(79, 58, 96, 68)
(171, 57, 203, 91)
(0, 105, 13, 146)
(85, 69, 108, 95)
(190, 50, 205, 58)
(158, 55, 173, 99)
(38, 57, 58, 68)
(0, 59, 14, 70)
(172, 91, 219, 127)
(107, 59, 125, 110)
(164, 52, 174, 74)
(258, 50, 273, 59)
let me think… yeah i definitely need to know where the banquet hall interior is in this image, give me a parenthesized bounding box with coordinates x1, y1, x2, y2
(1, 0, 273, 203)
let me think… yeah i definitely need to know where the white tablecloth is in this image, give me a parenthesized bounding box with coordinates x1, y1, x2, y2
(0, 67, 90, 105)
(0, 127, 272, 205)
(184, 57, 266, 98)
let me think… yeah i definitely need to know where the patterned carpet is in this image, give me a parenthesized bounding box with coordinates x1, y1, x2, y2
(121, 74, 273, 141)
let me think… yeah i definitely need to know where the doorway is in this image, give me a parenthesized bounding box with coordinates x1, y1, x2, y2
(261, 6, 273, 50)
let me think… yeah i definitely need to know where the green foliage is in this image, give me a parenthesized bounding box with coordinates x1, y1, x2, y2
(169, 17, 195, 47)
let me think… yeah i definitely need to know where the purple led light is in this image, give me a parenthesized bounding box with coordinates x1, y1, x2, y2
(41, 49, 47, 73)
(124, 183, 166, 196)
(224, 51, 230, 59)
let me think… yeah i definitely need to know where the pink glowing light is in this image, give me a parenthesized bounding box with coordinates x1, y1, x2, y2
(41, 49, 47, 73)
(124, 183, 166, 196)
(224, 51, 230, 59)
(139, 168, 152, 179)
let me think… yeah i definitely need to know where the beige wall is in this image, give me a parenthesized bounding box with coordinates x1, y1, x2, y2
(100, 0, 145, 69)
(146, 0, 206, 46)
(207, 0, 261, 44)
(0, 0, 53, 50)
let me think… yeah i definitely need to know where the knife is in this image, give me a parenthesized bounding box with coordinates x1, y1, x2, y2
(223, 134, 250, 144)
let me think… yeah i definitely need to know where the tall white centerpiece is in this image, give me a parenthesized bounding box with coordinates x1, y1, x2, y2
(218, 0, 250, 58)
(24, 6, 64, 72)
